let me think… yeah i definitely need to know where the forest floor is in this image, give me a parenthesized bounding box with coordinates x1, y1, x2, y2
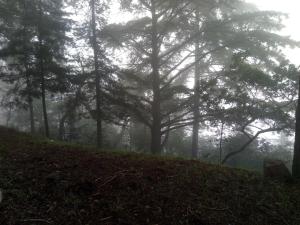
(0, 126, 299, 225)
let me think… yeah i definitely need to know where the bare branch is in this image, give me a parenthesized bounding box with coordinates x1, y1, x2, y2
(222, 126, 288, 164)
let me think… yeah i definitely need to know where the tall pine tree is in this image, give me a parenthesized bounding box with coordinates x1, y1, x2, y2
(0, 0, 39, 133)
(33, 0, 70, 138)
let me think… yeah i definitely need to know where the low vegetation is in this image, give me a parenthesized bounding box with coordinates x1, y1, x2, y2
(0, 127, 299, 225)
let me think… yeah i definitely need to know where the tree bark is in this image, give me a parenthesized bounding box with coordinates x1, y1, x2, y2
(191, 7, 201, 159)
(91, 0, 102, 148)
(293, 75, 300, 178)
(150, 1, 162, 154)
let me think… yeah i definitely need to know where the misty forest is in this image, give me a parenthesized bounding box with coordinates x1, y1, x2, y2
(0, 0, 300, 224)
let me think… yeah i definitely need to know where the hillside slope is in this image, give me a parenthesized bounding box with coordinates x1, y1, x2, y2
(0, 127, 299, 225)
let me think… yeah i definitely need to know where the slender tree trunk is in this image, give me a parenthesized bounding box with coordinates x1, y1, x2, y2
(293, 75, 300, 178)
(40, 70, 49, 138)
(161, 129, 170, 152)
(91, 0, 102, 148)
(25, 70, 35, 134)
(38, 1, 49, 138)
(219, 121, 224, 164)
(23, 1, 35, 134)
(113, 120, 128, 149)
(68, 111, 76, 140)
(38, 45, 49, 138)
(58, 114, 67, 140)
(6, 105, 12, 127)
(191, 8, 201, 159)
(192, 80, 200, 158)
(28, 95, 35, 134)
(150, 1, 161, 154)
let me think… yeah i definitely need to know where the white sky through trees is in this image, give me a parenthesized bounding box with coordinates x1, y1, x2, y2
(106, 0, 300, 143)
(248, 0, 300, 64)
(108, 0, 300, 65)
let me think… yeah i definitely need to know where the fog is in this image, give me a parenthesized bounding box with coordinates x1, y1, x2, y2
(0, 0, 300, 224)
(0, 0, 299, 174)
(249, 0, 300, 63)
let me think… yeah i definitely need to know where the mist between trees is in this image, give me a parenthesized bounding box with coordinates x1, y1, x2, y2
(0, 0, 300, 178)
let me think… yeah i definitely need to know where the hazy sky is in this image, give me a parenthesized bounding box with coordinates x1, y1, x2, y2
(248, 0, 300, 64)
(109, 0, 300, 64)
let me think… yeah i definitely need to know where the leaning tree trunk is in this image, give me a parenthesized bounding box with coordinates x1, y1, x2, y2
(293, 75, 300, 179)
(150, 1, 162, 154)
(91, 0, 102, 148)
(191, 7, 201, 159)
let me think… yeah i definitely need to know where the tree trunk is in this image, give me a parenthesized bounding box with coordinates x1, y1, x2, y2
(191, 8, 201, 159)
(40, 71, 49, 138)
(38, 1, 49, 138)
(91, 0, 102, 148)
(58, 114, 67, 140)
(113, 120, 128, 149)
(192, 80, 200, 158)
(28, 96, 35, 134)
(150, 1, 161, 154)
(38, 39, 49, 138)
(25, 70, 35, 134)
(219, 121, 224, 164)
(24, 1, 35, 134)
(293, 75, 300, 178)
(6, 104, 12, 127)
(68, 110, 76, 140)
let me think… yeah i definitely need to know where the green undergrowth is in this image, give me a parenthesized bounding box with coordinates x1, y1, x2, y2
(0, 126, 299, 225)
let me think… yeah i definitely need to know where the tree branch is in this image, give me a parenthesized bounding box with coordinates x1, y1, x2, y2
(221, 126, 288, 164)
